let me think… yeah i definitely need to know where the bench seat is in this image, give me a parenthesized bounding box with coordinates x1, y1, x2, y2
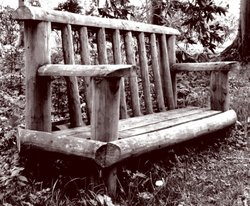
(18, 107, 237, 167)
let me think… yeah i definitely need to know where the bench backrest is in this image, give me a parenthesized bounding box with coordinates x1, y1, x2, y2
(14, 6, 180, 126)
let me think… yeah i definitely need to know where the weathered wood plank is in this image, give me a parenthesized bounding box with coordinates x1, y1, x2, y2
(52, 107, 204, 138)
(118, 107, 206, 131)
(150, 33, 165, 112)
(210, 71, 230, 111)
(24, 21, 51, 132)
(171, 62, 239, 72)
(112, 29, 128, 119)
(119, 110, 221, 138)
(124, 31, 141, 116)
(17, 128, 103, 159)
(159, 34, 175, 109)
(79, 26, 91, 123)
(38, 64, 135, 77)
(96, 110, 237, 167)
(62, 24, 83, 127)
(137, 32, 153, 114)
(13, 6, 180, 35)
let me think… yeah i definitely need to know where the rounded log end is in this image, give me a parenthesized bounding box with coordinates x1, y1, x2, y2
(95, 143, 121, 168)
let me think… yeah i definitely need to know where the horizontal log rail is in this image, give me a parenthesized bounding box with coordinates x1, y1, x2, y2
(171, 61, 239, 72)
(13, 6, 180, 35)
(18, 109, 237, 168)
(38, 64, 136, 77)
(18, 128, 105, 159)
(95, 109, 237, 167)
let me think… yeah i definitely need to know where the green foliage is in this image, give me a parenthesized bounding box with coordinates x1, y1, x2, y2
(55, 0, 82, 14)
(98, 0, 134, 19)
(0, 6, 19, 48)
(154, 0, 229, 54)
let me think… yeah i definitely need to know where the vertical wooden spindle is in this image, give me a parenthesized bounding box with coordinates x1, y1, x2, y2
(113, 29, 128, 119)
(167, 35, 177, 108)
(150, 33, 166, 112)
(159, 34, 175, 110)
(137, 32, 153, 114)
(97, 28, 108, 64)
(62, 24, 83, 127)
(124, 31, 141, 116)
(79, 26, 92, 124)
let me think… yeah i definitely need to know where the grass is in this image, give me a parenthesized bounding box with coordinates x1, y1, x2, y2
(0, 65, 249, 205)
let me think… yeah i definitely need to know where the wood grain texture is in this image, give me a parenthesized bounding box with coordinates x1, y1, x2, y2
(24, 21, 51, 132)
(119, 110, 221, 138)
(17, 128, 104, 158)
(90, 77, 121, 195)
(52, 107, 203, 138)
(167, 35, 177, 107)
(96, 109, 237, 167)
(112, 29, 128, 119)
(79, 26, 91, 123)
(171, 62, 239, 72)
(124, 31, 141, 116)
(210, 71, 230, 111)
(159, 34, 175, 109)
(13, 6, 180, 35)
(38, 64, 135, 77)
(62, 24, 83, 127)
(97, 28, 108, 64)
(137, 32, 153, 114)
(150, 33, 165, 112)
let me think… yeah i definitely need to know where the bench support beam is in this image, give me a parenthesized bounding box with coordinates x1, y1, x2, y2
(25, 21, 51, 132)
(91, 77, 121, 196)
(210, 71, 229, 111)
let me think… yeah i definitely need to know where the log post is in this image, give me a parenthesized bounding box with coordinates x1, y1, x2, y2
(91, 77, 121, 196)
(24, 21, 51, 132)
(210, 71, 230, 111)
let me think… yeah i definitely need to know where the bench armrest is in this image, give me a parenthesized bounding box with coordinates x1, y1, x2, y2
(171, 61, 239, 112)
(38, 64, 136, 77)
(171, 61, 239, 72)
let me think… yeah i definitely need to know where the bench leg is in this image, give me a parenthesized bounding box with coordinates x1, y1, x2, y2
(91, 77, 121, 196)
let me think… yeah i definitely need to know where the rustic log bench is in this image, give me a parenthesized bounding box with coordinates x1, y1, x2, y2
(14, 4, 238, 194)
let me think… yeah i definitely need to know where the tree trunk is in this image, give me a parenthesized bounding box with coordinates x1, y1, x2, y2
(150, 0, 164, 25)
(240, 0, 250, 61)
(220, 0, 250, 62)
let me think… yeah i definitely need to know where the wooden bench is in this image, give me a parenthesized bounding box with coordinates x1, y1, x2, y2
(14, 4, 238, 194)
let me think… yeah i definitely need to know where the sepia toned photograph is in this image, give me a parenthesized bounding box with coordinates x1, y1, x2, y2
(0, 0, 249, 205)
